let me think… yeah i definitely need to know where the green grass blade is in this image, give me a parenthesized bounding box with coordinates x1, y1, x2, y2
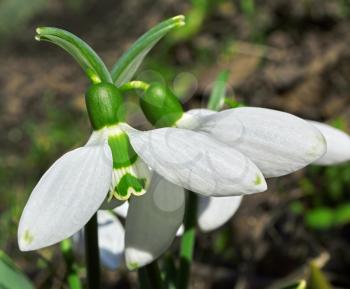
(280, 280, 306, 289)
(208, 70, 230, 111)
(111, 15, 185, 86)
(36, 27, 112, 84)
(308, 262, 333, 289)
(177, 192, 197, 289)
(0, 251, 35, 289)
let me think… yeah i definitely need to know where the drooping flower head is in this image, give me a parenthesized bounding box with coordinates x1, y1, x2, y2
(18, 17, 268, 264)
(138, 82, 327, 178)
(18, 16, 329, 271)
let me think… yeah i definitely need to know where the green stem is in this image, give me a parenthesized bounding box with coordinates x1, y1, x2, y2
(138, 261, 163, 289)
(60, 239, 82, 289)
(84, 213, 100, 289)
(177, 191, 197, 289)
(164, 255, 177, 289)
(138, 267, 151, 289)
(119, 80, 150, 92)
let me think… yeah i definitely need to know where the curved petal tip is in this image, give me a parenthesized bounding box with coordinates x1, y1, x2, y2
(309, 120, 350, 165)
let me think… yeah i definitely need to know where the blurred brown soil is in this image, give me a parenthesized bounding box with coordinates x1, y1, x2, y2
(1, 0, 350, 289)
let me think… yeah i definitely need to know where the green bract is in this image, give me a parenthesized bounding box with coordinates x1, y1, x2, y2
(35, 27, 112, 84)
(85, 83, 124, 130)
(141, 82, 184, 128)
(0, 251, 34, 289)
(111, 15, 185, 86)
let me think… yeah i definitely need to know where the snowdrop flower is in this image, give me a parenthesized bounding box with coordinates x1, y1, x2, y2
(18, 82, 267, 270)
(307, 121, 350, 165)
(175, 107, 326, 177)
(179, 120, 350, 235)
(134, 83, 327, 239)
(140, 83, 327, 178)
(174, 109, 329, 234)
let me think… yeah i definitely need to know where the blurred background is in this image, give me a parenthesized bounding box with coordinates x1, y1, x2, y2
(1, 0, 350, 288)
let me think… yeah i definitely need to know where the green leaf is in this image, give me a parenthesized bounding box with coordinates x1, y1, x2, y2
(329, 116, 347, 131)
(334, 203, 350, 225)
(280, 280, 306, 289)
(224, 98, 244, 108)
(208, 70, 230, 111)
(0, 251, 35, 289)
(111, 15, 185, 86)
(305, 207, 334, 230)
(60, 239, 82, 289)
(36, 27, 112, 84)
(308, 262, 333, 289)
(240, 0, 256, 17)
(289, 201, 304, 215)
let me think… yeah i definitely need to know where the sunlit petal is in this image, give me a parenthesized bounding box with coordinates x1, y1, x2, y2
(197, 196, 242, 232)
(18, 141, 112, 251)
(192, 107, 326, 177)
(123, 125, 267, 197)
(309, 121, 350, 165)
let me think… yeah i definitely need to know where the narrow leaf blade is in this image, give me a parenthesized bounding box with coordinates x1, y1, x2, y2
(280, 280, 307, 289)
(0, 251, 34, 289)
(208, 70, 230, 111)
(36, 27, 112, 84)
(111, 15, 185, 86)
(308, 262, 333, 289)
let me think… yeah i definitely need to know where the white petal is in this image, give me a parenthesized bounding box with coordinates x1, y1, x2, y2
(125, 174, 185, 269)
(309, 121, 350, 165)
(197, 196, 242, 232)
(176, 224, 184, 236)
(123, 126, 267, 197)
(186, 109, 215, 117)
(176, 109, 215, 129)
(18, 142, 113, 251)
(113, 201, 129, 218)
(73, 211, 125, 270)
(193, 107, 326, 177)
(96, 211, 125, 270)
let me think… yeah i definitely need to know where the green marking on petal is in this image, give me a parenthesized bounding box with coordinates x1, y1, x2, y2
(23, 229, 34, 245)
(114, 173, 146, 200)
(108, 132, 138, 169)
(127, 262, 139, 270)
(254, 174, 262, 186)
